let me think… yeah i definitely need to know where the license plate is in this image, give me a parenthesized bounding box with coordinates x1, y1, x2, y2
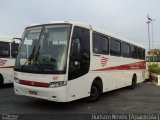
(29, 91, 38, 95)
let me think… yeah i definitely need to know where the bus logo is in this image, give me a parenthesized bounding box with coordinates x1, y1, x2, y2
(0, 59, 7, 66)
(101, 57, 108, 67)
(52, 76, 59, 80)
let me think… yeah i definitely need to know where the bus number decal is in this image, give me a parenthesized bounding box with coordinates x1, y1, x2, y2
(0, 59, 7, 66)
(101, 56, 108, 67)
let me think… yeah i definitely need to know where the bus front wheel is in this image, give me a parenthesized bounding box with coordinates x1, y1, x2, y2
(87, 83, 101, 102)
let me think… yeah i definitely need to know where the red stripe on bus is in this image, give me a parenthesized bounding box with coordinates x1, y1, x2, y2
(19, 80, 49, 87)
(0, 66, 14, 68)
(93, 61, 146, 71)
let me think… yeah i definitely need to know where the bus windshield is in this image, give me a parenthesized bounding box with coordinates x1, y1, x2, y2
(15, 24, 71, 74)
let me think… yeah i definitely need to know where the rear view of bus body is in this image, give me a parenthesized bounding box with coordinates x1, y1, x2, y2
(0, 36, 20, 86)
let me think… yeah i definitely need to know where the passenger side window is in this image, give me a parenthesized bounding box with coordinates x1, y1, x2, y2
(137, 47, 141, 59)
(142, 49, 145, 60)
(131, 45, 137, 59)
(93, 32, 109, 55)
(122, 42, 130, 58)
(0, 42, 10, 57)
(110, 38, 121, 56)
(139, 48, 145, 60)
(69, 26, 90, 80)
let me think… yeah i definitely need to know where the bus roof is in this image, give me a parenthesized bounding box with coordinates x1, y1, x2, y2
(0, 35, 13, 42)
(27, 21, 145, 49)
(0, 35, 20, 44)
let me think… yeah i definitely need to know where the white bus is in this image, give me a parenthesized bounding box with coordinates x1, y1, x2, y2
(0, 36, 20, 86)
(14, 21, 146, 102)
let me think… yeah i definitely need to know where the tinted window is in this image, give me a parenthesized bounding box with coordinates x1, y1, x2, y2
(142, 49, 146, 60)
(139, 48, 145, 60)
(110, 38, 121, 56)
(155, 56, 160, 62)
(146, 56, 153, 62)
(139, 48, 142, 59)
(11, 43, 19, 58)
(131, 45, 137, 59)
(122, 42, 130, 58)
(137, 47, 141, 59)
(93, 32, 109, 55)
(69, 26, 90, 80)
(72, 27, 90, 54)
(0, 42, 10, 57)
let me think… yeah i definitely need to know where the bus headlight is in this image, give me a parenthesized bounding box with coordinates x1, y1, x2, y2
(48, 81, 67, 88)
(14, 77, 20, 83)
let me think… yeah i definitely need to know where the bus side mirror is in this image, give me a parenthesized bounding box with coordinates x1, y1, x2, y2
(12, 38, 22, 43)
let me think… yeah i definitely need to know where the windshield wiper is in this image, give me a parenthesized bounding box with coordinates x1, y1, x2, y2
(24, 45, 36, 65)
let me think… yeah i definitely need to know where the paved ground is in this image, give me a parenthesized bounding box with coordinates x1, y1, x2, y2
(0, 82, 160, 119)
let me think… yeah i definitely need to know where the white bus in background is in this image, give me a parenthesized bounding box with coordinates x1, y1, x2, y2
(14, 21, 146, 102)
(0, 36, 20, 86)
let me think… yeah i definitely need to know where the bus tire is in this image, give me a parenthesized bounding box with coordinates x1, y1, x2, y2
(130, 75, 137, 89)
(87, 80, 102, 102)
(0, 74, 4, 87)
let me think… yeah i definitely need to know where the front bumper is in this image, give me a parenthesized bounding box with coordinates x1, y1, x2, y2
(14, 82, 68, 102)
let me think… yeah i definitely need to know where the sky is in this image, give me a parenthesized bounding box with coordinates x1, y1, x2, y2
(0, 0, 160, 50)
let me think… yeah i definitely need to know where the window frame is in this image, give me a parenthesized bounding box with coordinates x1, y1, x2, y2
(109, 37, 121, 57)
(0, 41, 10, 58)
(92, 32, 109, 55)
(121, 42, 131, 58)
(131, 45, 137, 59)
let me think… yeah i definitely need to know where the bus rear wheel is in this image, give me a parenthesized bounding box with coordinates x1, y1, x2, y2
(0, 75, 4, 87)
(130, 75, 137, 89)
(87, 83, 101, 102)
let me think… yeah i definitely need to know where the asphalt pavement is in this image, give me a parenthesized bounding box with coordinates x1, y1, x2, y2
(0, 82, 160, 119)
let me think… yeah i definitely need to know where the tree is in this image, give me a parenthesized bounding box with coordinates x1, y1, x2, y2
(149, 49, 160, 56)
